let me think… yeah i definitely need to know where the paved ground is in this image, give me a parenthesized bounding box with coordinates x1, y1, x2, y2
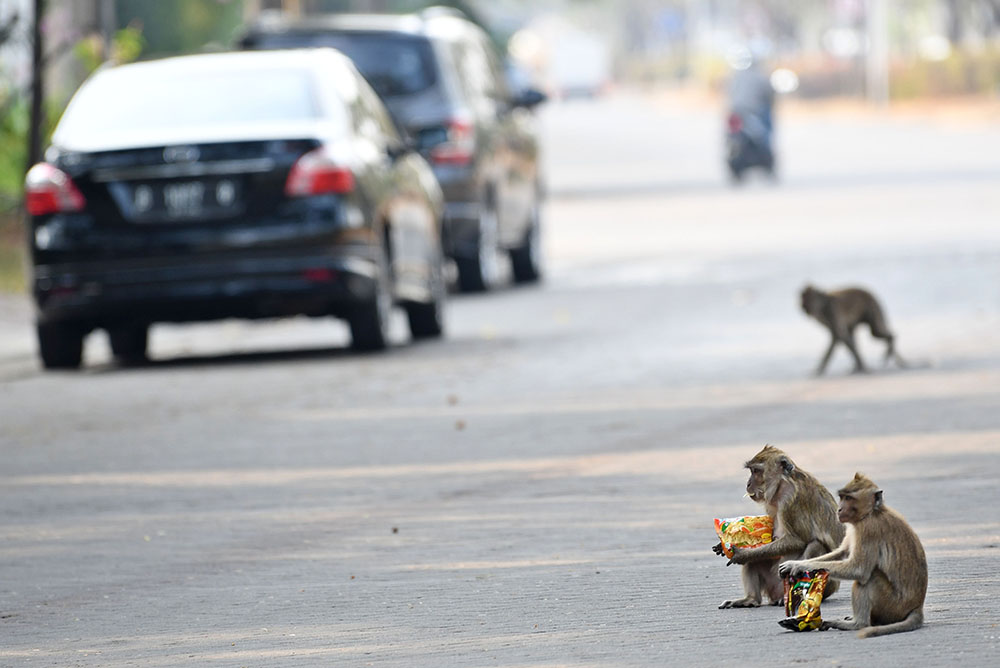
(1, 89, 999, 666)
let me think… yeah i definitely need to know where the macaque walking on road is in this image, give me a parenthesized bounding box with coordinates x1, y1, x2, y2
(800, 285, 908, 375)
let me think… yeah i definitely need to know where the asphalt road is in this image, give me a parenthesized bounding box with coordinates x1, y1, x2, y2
(1, 90, 999, 667)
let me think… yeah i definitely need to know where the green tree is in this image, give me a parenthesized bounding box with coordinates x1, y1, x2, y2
(115, 0, 243, 55)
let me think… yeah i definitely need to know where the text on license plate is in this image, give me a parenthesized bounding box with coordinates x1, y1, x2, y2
(132, 179, 240, 219)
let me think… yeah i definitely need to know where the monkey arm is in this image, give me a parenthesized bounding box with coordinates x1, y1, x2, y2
(780, 546, 873, 582)
(730, 534, 806, 564)
(777, 543, 851, 577)
(810, 554, 873, 582)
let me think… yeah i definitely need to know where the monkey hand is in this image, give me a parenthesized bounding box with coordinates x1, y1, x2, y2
(711, 542, 726, 557)
(777, 560, 802, 578)
(727, 546, 753, 566)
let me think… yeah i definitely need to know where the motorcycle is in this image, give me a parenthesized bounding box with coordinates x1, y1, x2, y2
(725, 109, 775, 182)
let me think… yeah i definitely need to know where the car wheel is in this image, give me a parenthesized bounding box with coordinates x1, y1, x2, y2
(510, 202, 543, 284)
(349, 245, 392, 352)
(456, 204, 500, 292)
(406, 248, 446, 340)
(108, 323, 149, 365)
(37, 321, 85, 370)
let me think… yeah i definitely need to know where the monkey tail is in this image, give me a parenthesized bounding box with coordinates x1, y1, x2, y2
(856, 609, 923, 638)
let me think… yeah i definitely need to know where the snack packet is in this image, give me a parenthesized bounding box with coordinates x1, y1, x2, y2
(713, 515, 774, 559)
(778, 570, 829, 632)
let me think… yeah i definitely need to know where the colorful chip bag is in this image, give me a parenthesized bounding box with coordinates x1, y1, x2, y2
(778, 570, 829, 632)
(713, 515, 774, 559)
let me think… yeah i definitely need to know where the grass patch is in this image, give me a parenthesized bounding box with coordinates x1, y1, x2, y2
(0, 244, 26, 294)
(0, 213, 26, 294)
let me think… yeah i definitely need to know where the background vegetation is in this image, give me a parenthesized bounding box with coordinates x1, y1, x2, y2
(1, 0, 998, 293)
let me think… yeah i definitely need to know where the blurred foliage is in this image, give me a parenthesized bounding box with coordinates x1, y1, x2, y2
(0, 92, 59, 293)
(73, 24, 145, 74)
(115, 0, 244, 55)
(890, 48, 1000, 98)
(0, 95, 60, 214)
(0, 232, 25, 293)
(0, 14, 147, 288)
(0, 100, 26, 292)
(0, 97, 29, 213)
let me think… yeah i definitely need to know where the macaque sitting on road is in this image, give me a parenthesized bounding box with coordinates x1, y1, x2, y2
(800, 285, 908, 375)
(714, 446, 844, 609)
(778, 473, 927, 638)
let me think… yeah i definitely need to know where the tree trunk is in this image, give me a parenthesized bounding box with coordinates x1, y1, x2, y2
(27, 0, 45, 172)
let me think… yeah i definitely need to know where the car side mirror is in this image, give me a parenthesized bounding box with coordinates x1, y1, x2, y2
(512, 87, 547, 110)
(387, 134, 418, 161)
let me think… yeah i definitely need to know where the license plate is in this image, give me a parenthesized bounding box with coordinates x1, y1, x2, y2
(163, 182, 206, 218)
(124, 178, 242, 222)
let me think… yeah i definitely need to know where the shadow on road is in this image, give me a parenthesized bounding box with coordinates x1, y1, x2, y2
(90, 344, 365, 373)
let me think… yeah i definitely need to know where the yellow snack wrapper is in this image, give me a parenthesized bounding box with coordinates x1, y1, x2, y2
(713, 515, 774, 559)
(779, 570, 829, 632)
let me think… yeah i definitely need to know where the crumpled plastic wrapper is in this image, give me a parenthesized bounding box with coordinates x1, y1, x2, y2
(779, 570, 829, 632)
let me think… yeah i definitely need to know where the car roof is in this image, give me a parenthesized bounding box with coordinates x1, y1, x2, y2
(112, 47, 352, 76)
(52, 48, 360, 153)
(242, 10, 478, 43)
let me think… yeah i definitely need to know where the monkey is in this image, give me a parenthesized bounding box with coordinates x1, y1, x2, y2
(714, 445, 845, 609)
(778, 473, 927, 638)
(800, 285, 908, 376)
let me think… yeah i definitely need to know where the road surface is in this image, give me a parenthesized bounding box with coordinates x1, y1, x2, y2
(1, 89, 999, 666)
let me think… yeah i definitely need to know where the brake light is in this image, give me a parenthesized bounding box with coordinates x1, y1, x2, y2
(24, 163, 86, 216)
(429, 118, 475, 166)
(727, 113, 744, 133)
(284, 148, 355, 196)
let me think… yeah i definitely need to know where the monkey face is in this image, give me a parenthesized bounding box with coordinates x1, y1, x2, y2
(836, 494, 856, 523)
(800, 287, 821, 315)
(744, 446, 794, 504)
(837, 491, 877, 523)
(837, 473, 882, 523)
(746, 466, 766, 502)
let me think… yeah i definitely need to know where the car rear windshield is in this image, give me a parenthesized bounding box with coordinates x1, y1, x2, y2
(250, 32, 437, 98)
(55, 66, 322, 142)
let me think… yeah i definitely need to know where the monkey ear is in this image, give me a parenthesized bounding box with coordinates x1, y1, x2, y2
(873, 490, 884, 510)
(779, 456, 794, 474)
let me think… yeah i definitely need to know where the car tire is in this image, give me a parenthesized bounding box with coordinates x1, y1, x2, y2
(349, 246, 392, 352)
(510, 202, 543, 284)
(406, 249, 446, 340)
(108, 324, 149, 365)
(37, 321, 85, 370)
(456, 204, 500, 293)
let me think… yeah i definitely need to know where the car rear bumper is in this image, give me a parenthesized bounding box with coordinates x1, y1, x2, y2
(33, 249, 380, 326)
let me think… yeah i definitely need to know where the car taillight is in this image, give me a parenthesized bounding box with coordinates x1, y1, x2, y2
(429, 118, 475, 166)
(284, 148, 355, 196)
(727, 113, 744, 133)
(24, 163, 86, 216)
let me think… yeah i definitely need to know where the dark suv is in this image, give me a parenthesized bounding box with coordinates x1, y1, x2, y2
(240, 9, 547, 292)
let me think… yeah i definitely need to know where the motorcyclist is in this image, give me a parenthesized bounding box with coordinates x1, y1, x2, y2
(726, 46, 775, 152)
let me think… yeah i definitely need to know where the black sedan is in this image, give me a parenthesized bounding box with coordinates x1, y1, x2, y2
(25, 49, 446, 369)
